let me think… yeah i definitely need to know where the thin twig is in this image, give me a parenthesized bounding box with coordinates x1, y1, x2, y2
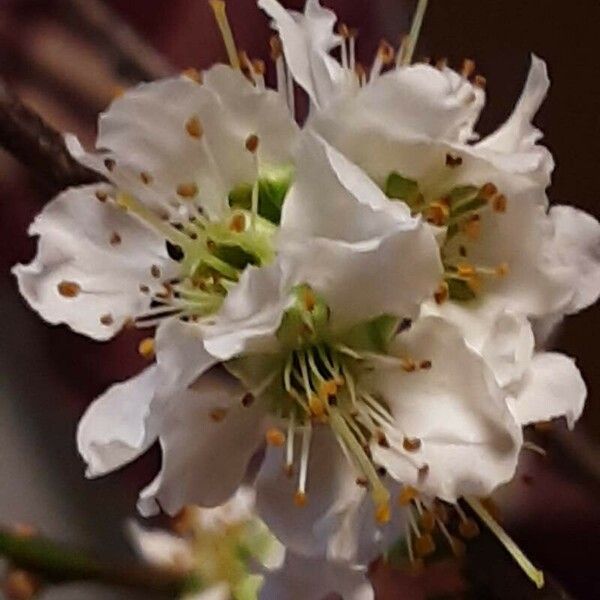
(57, 0, 174, 82)
(0, 79, 102, 192)
(0, 529, 198, 597)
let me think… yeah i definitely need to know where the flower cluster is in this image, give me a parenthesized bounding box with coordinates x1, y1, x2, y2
(14, 0, 600, 597)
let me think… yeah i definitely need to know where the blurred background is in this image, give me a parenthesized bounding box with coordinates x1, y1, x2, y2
(0, 1, 598, 598)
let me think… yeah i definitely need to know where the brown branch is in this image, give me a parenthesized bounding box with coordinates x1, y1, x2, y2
(0, 80, 102, 192)
(57, 0, 174, 82)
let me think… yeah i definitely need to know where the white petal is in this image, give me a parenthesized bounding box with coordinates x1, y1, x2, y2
(155, 318, 217, 395)
(77, 367, 163, 477)
(312, 63, 485, 144)
(261, 552, 373, 600)
(138, 372, 266, 516)
(202, 262, 288, 360)
(259, 0, 348, 109)
(195, 486, 257, 532)
(476, 55, 554, 182)
(368, 316, 522, 501)
(127, 521, 194, 570)
(255, 426, 390, 565)
(508, 352, 586, 429)
(13, 184, 176, 340)
(546, 205, 600, 314)
(280, 133, 442, 329)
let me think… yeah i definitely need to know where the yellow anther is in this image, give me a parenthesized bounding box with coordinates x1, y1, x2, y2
(419, 360, 432, 370)
(140, 171, 153, 185)
(445, 153, 463, 167)
(138, 337, 155, 359)
(57, 280, 81, 298)
(337, 23, 350, 38)
(419, 510, 436, 533)
(266, 427, 286, 447)
(209, 1, 240, 70)
(252, 58, 266, 76)
(414, 533, 436, 558)
(100, 314, 114, 326)
(377, 39, 395, 65)
(302, 287, 316, 312)
(459, 518, 481, 539)
(496, 262, 509, 277)
(403, 437, 422, 452)
(400, 357, 417, 372)
(474, 74, 487, 89)
(434, 281, 449, 304)
(492, 194, 508, 213)
(176, 182, 198, 199)
(457, 262, 476, 277)
(398, 486, 419, 506)
(171, 506, 195, 535)
(245, 133, 259, 153)
(462, 214, 481, 240)
(182, 67, 202, 83)
(294, 491, 308, 507)
(479, 182, 497, 200)
(466, 274, 482, 294)
(424, 202, 450, 226)
(375, 501, 391, 524)
(229, 212, 246, 233)
(318, 380, 338, 402)
(185, 116, 203, 139)
(269, 35, 283, 60)
(308, 394, 326, 418)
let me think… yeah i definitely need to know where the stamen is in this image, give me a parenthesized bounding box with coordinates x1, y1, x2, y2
(466, 497, 545, 589)
(398, 0, 429, 66)
(57, 281, 81, 298)
(434, 281, 449, 304)
(461, 58, 476, 78)
(492, 194, 507, 213)
(285, 412, 295, 474)
(182, 67, 202, 83)
(398, 486, 419, 506)
(209, 0, 241, 69)
(296, 424, 312, 503)
(210, 408, 228, 422)
(370, 39, 395, 81)
(266, 427, 286, 447)
(403, 437, 422, 452)
(185, 116, 204, 139)
(138, 337, 155, 359)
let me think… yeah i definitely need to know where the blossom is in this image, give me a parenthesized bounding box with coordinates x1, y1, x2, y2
(14, 63, 298, 343)
(129, 486, 373, 600)
(261, 0, 600, 395)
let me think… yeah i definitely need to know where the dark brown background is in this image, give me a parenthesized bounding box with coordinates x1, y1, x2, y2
(0, 1, 598, 598)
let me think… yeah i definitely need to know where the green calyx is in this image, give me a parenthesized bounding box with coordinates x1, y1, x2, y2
(228, 164, 294, 224)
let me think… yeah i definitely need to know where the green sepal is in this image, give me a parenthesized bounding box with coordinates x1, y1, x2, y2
(384, 172, 422, 208)
(447, 277, 477, 301)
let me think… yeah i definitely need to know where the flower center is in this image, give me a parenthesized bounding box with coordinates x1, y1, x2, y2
(385, 170, 509, 303)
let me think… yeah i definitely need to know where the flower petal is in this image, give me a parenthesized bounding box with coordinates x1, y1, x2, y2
(13, 184, 176, 340)
(260, 552, 373, 600)
(138, 370, 266, 516)
(77, 367, 163, 477)
(508, 352, 586, 429)
(546, 205, 600, 314)
(368, 316, 522, 501)
(258, 0, 349, 109)
(280, 133, 442, 329)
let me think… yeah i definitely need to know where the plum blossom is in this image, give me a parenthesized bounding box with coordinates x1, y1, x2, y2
(129, 486, 373, 600)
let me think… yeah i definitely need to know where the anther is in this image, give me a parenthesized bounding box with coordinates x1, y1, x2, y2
(356, 476, 368, 488)
(229, 212, 246, 233)
(458, 518, 481, 539)
(176, 182, 199, 199)
(434, 282, 449, 304)
(150, 265, 161, 278)
(57, 281, 81, 298)
(496, 262, 509, 277)
(492, 194, 507, 213)
(377, 39, 395, 65)
(253, 58, 266, 76)
(182, 67, 202, 83)
(266, 427, 286, 447)
(401, 358, 417, 372)
(104, 158, 116, 171)
(269, 35, 283, 60)
(3, 570, 39, 600)
(241, 392, 254, 407)
(457, 262, 476, 277)
(414, 533, 436, 558)
(95, 190, 108, 202)
(308, 394, 326, 418)
(419, 360, 432, 370)
(461, 58, 476, 78)
(479, 182, 497, 200)
(294, 491, 308, 507)
(185, 116, 203, 139)
(377, 430, 390, 448)
(424, 202, 450, 226)
(403, 437, 422, 452)
(463, 214, 481, 240)
(435, 57, 448, 70)
(140, 171, 153, 185)
(418, 464, 430, 481)
(473, 74, 487, 89)
(398, 486, 419, 506)
(375, 501, 391, 524)
(302, 287, 316, 312)
(445, 153, 463, 167)
(139, 284, 150, 294)
(396, 318, 412, 333)
(337, 23, 350, 38)
(110, 232, 121, 246)
(245, 134, 259, 153)
(138, 337, 155, 359)
(99, 314, 114, 326)
(209, 408, 228, 422)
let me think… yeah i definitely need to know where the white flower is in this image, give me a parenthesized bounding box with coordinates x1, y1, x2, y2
(129, 486, 373, 600)
(260, 0, 600, 396)
(14, 64, 297, 344)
